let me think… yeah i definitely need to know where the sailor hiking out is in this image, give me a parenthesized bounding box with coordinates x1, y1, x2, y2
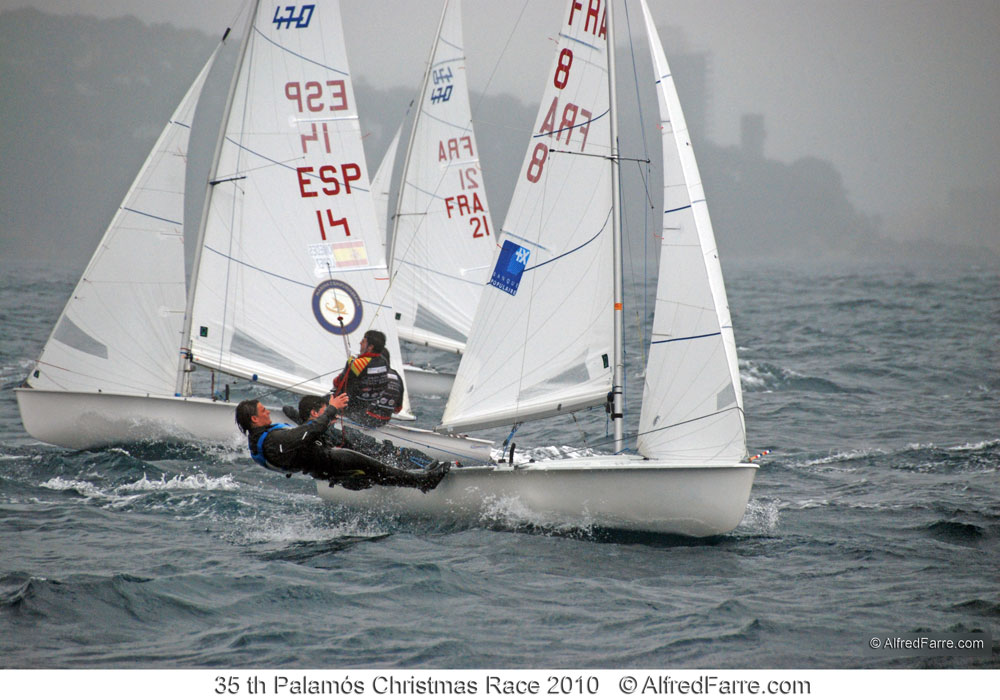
(235, 393, 448, 492)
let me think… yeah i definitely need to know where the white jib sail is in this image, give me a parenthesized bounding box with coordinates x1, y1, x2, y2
(389, 0, 496, 355)
(187, 0, 409, 406)
(440, 0, 614, 433)
(28, 46, 221, 396)
(636, 0, 746, 464)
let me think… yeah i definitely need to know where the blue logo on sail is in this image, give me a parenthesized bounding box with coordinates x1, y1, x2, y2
(489, 240, 530, 296)
(273, 5, 315, 29)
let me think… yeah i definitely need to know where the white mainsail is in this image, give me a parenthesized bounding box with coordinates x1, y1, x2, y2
(389, 0, 496, 355)
(636, 0, 746, 463)
(27, 47, 221, 397)
(439, 0, 615, 433)
(185, 0, 409, 406)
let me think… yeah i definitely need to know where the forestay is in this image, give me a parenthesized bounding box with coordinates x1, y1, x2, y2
(389, 0, 496, 355)
(29, 48, 220, 396)
(635, 0, 746, 463)
(186, 0, 409, 406)
(440, 1, 614, 433)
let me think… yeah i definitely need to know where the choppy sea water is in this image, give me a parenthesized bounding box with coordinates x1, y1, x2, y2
(1, 259, 997, 669)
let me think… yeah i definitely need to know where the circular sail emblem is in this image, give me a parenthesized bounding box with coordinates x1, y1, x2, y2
(312, 280, 362, 335)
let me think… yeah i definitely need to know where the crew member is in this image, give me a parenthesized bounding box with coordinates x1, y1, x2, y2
(333, 329, 397, 426)
(235, 394, 448, 492)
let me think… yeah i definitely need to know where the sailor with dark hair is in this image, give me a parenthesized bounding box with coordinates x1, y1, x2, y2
(332, 329, 403, 426)
(235, 394, 448, 491)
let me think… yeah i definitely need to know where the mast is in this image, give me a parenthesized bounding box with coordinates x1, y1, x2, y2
(174, 1, 259, 396)
(607, 0, 625, 451)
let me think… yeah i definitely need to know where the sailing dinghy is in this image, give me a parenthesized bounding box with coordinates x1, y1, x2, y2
(17, 0, 492, 464)
(15, 41, 239, 449)
(318, 0, 756, 536)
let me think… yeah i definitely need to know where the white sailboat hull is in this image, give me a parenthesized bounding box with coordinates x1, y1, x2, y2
(316, 454, 757, 537)
(15, 387, 242, 449)
(16, 386, 493, 463)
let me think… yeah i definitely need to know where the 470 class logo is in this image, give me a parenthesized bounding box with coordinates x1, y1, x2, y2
(312, 280, 362, 336)
(273, 4, 315, 29)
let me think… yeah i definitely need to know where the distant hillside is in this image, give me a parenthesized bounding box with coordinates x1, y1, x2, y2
(2, 8, 991, 270)
(0, 8, 217, 262)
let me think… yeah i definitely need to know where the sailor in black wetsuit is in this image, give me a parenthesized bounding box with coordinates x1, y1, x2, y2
(294, 394, 437, 473)
(235, 394, 448, 492)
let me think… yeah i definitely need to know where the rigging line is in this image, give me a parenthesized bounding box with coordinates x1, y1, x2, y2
(548, 148, 650, 165)
(397, 259, 484, 286)
(470, 0, 530, 117)
(557, 32, 602, 53)
(212, 137, 373, 194)
(627, 405, 748, 441)
(634, 159, 656, 210)
(29, 359, 171, 396)
(621, 0, 656, 375)
(570, 411, 590, 450)
(202, 245, 393, 309)
(548, 402, 746, 454)
(242, 367, 342, 401)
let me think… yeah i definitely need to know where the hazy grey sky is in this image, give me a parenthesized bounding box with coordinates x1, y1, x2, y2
(4, 0, 999, 226)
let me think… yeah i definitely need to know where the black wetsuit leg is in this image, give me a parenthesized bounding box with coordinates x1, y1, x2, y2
(307, 448, 447, 491)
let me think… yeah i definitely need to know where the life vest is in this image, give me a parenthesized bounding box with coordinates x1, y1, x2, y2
(335, 352, 392, 424)
(366, 367, 404, 423)
(248, 423, 290, 470)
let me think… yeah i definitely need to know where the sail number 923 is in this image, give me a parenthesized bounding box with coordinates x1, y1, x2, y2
(486, 675, 599, 694)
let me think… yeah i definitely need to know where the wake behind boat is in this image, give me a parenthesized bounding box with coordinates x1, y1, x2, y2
(317, 0, 757, 536)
